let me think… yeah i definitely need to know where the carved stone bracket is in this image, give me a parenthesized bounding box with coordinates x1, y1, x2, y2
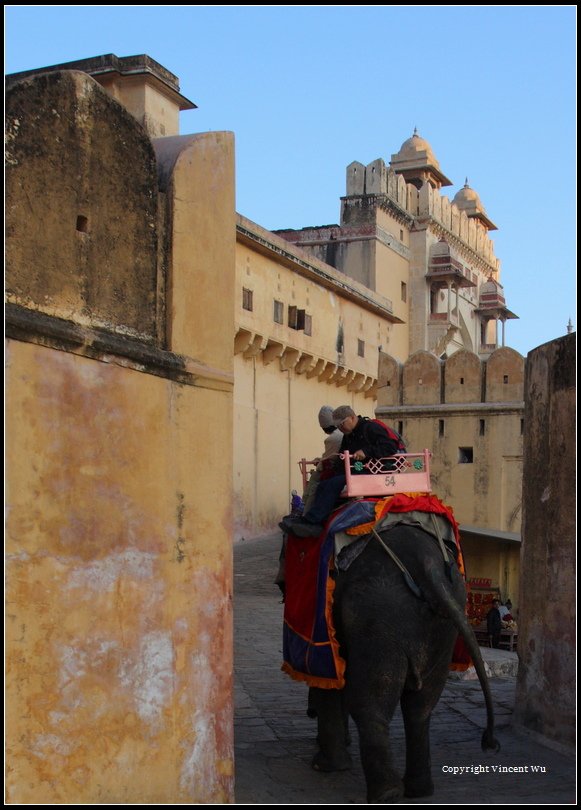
(234, 327, 379, 398)
(234, 328, 254, 355)
(318, 362, 338, 382)
(243, 334, 267, 359)
(280, 347, 300, 371)
(348, 372, 366, 392)
(328, 366, 346, 385)
(336, 369, 355, 388)
(262, 340, 284, 365)
(306, 358, 326, 379)
(295, 353, 316, 375)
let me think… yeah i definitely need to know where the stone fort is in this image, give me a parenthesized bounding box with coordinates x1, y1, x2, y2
(5, 53, 575, 803)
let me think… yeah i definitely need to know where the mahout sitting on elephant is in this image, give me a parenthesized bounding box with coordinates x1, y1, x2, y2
(302, 522, 500, 803)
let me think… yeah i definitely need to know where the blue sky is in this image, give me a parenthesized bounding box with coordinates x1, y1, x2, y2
(5, 5, 577, 357)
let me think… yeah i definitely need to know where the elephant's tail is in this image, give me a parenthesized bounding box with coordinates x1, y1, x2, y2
(371, 524, 500, 752)
(428, 571, 501, 753)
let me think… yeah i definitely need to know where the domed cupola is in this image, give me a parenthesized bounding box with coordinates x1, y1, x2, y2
(390, 128, 453, 190)
(453, 179, 498, 231)
(476, 276, 518, 319)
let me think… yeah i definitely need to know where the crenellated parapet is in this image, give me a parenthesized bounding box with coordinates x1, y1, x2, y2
(345, 159, 417, 219)
(402, 350, 442, 405)
(444, 349, 483, 404)
(343, 157, 501, 275)
(419, 183, 500, 275)
(377, 346, 524, 408)
(485, 346, 525, 403)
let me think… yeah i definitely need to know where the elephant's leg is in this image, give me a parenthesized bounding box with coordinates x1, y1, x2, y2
(400, 690, 434, 798)
(310, 687, 352, 772)
(400, 655, 451, 798)
(346, 650, 408, 804)
(307, 686, 318, 718)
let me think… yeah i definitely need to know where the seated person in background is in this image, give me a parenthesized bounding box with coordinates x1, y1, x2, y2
(280, 405, 401, 537)
(500, 600, 517, 629)
(498, 601, 511, 619)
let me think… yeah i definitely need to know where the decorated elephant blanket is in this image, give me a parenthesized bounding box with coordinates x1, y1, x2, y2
(282, 494, 469, 689)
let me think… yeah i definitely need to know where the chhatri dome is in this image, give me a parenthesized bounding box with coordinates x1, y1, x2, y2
(397, 129, 437, 161)
(453, 178, 498, 231)
(476, 275, 518, 321)
(453, 179, 480, 206)
(390, 128, 453, 190)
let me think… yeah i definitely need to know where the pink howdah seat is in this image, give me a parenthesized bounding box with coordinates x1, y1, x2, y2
(298, 450, 432, 499)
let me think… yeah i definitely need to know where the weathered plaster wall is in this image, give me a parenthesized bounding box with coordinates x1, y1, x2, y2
(6, 71, 160, 342)
(6, 346, 233, 803)
(5, 69, 235, 803)
(161, 132, 236, 367)
(513, 333, 576, 748)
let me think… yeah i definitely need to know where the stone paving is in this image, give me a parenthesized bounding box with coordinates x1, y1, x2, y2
(234, 533, 576, 805)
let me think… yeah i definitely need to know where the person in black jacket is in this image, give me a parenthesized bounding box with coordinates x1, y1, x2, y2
(486, 599, 502, 648)
(280, 406, 400, 537)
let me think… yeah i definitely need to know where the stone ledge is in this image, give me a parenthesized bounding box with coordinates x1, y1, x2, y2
(6, 302, 233, 392)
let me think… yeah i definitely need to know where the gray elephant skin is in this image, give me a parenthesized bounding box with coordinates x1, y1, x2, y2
(309, 524, 499, 803)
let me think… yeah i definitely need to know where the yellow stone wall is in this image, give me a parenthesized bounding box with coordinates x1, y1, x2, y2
(236, 239, 389, 380)
(388, 407, 522, 605)
(5, 71, 160, 340)
(6, 69, 236, 803)
(6, 345, 233, 803)
(168, 131, 236, 368)
(233, 354, 376, 537)
(233, 219, 396, 538)
(374, 208, 411, 347)
(377, 346, 524, 606)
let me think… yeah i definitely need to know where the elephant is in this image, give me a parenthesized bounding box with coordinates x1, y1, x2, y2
(307, 522, 500, 804)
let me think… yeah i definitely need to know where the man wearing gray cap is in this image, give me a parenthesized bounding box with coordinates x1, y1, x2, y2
(280, 406, 402, 537)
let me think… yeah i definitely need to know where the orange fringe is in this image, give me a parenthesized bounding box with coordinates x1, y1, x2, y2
(280, 661, 343, 689)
